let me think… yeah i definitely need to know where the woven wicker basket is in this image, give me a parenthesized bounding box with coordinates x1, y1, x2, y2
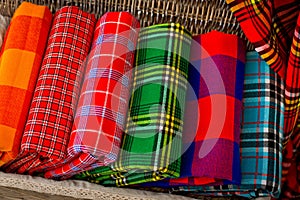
(0, 0, 253, 49)
(0, 0, 258, 199)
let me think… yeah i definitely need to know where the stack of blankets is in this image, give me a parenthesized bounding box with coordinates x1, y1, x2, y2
(0, 1, 299, 199)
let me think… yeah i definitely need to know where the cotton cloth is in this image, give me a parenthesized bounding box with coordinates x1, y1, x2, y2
(174, 51, 284, 198)
(140, 31, 245, 187)
(4, 6, 96, 174)
(75, 23, 192, 186)
(225, 1, 300, 198)
(0, 2, 52, 166)
(44, 11, 140, 179)
(280, 14, 300, 199)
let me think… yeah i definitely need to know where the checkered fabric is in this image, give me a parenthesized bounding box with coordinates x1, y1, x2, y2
(225, 0, 300, 194)
(174, 51, 284, 198)
(75, 23, 192, 186)
(4, 6, 96, 174)
(0, 2, 52, 166)
(43, 12, 140, 179)
(139, 31, 246, 187)
(278, 13, 300, 199)
(280, 142, 300, 199)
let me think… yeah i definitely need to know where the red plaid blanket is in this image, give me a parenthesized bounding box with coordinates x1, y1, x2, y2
(44, 12, 140, 179)
(4, 6, 96, 174)
(226, 0, 300, 198)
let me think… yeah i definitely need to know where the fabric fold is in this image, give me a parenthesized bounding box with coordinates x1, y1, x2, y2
(173, 51, 284, 198)
(0, 2, 52, 166)
(280, 13, 300, 199)
(4, 6, 96, 174)
(44, 11, 140, 179)
(75, 23, 192, 186)
(139, 30, 245, 187)
(225, 1, 300, 197)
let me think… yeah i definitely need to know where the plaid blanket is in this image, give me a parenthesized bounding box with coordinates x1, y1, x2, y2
(75, 23, 192, 186)
(173, 51, 284, 198)
(139, 31, 245, 187)
(281, 143, 300, 199)
(225, 1, 300, 198)
(0, 2, 52, 166)
(280, 14, 300, 200)
(4, 6, 96, 174)
(44, 12, 140, 179)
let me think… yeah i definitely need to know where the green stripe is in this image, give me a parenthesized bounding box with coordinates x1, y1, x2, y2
(75, 23, 191, 186)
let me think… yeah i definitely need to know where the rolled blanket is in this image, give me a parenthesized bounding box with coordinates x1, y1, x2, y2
(139, 31, 245, 187)
(225, 1, 300, 194)
(75, 23, 192, 186)
(173, 51, 284, 198)
(44, 11, 140, 179)
(280, 13, 300, 199)
(4, 6, 96, 174)
(0, 2, 52, 166)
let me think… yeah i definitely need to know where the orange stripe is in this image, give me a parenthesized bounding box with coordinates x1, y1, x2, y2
(0, 49, 36, 89)
(230, 2, 246, 13)
(0, 125, 16, 151)
(12, 2, 46, 19)
(0, 152, 16, 167)
(3, 15, 48, 53)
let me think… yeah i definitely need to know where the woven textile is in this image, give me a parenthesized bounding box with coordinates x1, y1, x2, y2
(139, 31, 245, 187)
(4, 6, 96, 174)
(0, 2, 52, 166)
(279, 14, 300, 199)
(225, 1, 300, 196)
(280, 143, 300, 199)
(174, 51, 284, 198)
(75, 23, 192, 186)
(44, 11, 140, 179)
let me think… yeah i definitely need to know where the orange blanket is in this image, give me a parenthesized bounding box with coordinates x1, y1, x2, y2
(0, 2, 52, 166)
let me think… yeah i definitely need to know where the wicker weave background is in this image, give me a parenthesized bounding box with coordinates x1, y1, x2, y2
(0, 0, 253, 49)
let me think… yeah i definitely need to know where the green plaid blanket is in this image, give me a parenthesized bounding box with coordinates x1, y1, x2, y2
(75, 23, 192, 186)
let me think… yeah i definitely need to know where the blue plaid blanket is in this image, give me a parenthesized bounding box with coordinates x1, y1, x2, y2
(173, 51, 284, 198)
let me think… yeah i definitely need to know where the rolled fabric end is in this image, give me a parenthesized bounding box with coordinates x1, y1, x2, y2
(0, 2, 52, 166)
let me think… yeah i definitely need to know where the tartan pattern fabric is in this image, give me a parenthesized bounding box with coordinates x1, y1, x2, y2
(279, 14, 300, 199)
(4, 6, 96, 174)
(139, 31, 246, 187)
(175, 51, 284, 198)
(0, 2, 52, 166)
(280, 142, 300, 199)
(225, 0, 300, 194)
(75, 23, 192, 186)
(44, 12, 140, 179)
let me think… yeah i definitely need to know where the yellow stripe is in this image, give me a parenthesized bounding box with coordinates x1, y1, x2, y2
(0, 49, 36, 90)
(0, 125, 16, 151)
(230, 2, 246, 12)
(285, 104, 300, 111)
(285, 98, 300, 105)
(266, 52, 278, 66)
(131, 114, 182, 123)
(291, 44, 300, 57)
(252, 2, 269, 25)
(226, 0, 235, 4)
(251, 0, 263, 4)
